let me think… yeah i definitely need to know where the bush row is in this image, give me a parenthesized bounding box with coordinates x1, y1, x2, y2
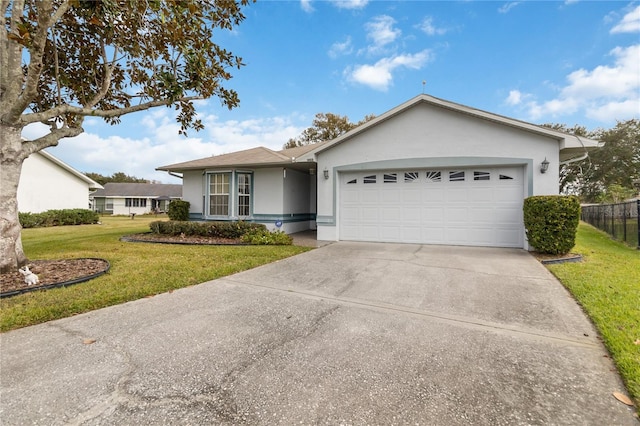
(149, 220, 266, 239)
(241, 228, 293, 245)
(19, 209, 100, 228)
(523, 195, 580, 255)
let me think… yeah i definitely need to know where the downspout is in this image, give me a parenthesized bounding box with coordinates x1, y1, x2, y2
(559, 152, 589, 166)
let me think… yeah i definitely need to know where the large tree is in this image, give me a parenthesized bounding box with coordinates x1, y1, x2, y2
(543, 120, 640, 202)
(1, 0, 251, 272)
(284, 112, 375, 148)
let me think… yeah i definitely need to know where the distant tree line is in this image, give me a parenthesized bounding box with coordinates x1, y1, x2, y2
(85, 172, 150, 186)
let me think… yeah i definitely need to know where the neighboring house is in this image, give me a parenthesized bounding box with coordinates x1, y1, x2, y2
(92, 183, 182, 215)
(157, 94, 600, 249)
(18, 150, 103, 213)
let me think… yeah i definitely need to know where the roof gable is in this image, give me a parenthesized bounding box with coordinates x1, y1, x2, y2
(305, 94, 600, 162)
(39, 150, 103, 189)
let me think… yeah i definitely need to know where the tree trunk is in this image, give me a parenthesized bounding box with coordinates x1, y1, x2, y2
(0, 125, 28, 273)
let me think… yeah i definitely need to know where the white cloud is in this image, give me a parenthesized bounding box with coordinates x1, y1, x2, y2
(22, 110, 305, 183)
(346, 50, 432, 91)
(498, 2, 521, 14)
(330, 0, 369, 10)
(300, 0, 314, 13)
(518, 44, 640, 123)
(611, 5, 640, 33)
(365, 15, 401, 54)
(328, 36, 353, 59)
(419, 16, 448, 36)
(505, 90, 523, 106)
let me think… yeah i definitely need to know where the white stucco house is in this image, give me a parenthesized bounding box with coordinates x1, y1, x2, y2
(157, 94, 600, 249)
(91, 183, 182, 215)
(18, 150, 103, 213)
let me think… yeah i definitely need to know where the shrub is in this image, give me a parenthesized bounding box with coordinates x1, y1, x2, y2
(523, 195, 580, 255)
(19, 209, 100, 228)
(241, 229, 293, 245)
(149, 220, 266, 239)
(167, 200, 190, 221)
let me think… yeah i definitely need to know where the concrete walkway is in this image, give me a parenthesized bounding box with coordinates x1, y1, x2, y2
(1, 242, 637, 425)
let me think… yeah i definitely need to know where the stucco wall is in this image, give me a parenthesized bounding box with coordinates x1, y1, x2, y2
(316, 102, 560, 242)
(18, 152, 91, 213)
(253, 168, 284, 215)
(182, 170, 204, 216)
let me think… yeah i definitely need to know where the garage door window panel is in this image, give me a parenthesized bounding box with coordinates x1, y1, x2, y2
(449, 171, 465, 182)
(474, 171, 491, 181)
(363, 175, 377, 184)
(404, 172, 420, 182)
(425, 171, 441, 182)
(383, 173, 397, 183)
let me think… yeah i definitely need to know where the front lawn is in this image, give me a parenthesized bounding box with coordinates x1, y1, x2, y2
(546, 222, 640, 409)
(0, 216, 309, 332)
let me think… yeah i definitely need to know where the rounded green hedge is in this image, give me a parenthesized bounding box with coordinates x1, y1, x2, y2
(523, 195, 580, 255)
(167, 200, 190, 221)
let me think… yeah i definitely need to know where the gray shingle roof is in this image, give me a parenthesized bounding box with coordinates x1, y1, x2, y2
(92, 183, 182, 198)
(156, 142, 328, 172)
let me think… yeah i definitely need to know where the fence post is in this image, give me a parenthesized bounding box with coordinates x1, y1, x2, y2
(611, 204, 615, 236)
(637, 200, 640, 250)
(622, 203, 627, 243)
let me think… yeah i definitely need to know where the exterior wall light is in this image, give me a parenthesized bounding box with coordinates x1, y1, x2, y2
(540, 158, 549, 174)
(323, 168, 329, 180)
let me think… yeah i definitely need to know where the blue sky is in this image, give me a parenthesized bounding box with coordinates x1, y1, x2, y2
(24, 0, 640, 183)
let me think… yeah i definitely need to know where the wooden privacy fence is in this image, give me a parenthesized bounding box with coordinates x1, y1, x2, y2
(581, 200, 640, 249)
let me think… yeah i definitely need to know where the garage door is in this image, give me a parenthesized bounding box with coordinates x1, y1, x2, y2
(339, 167, 524, 248)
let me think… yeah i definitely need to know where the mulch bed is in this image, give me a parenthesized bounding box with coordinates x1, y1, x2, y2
(0, 258, 110, 298)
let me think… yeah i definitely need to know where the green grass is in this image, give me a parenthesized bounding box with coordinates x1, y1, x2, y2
(547, 222, 640, 408)
(0, 215, 310, 332)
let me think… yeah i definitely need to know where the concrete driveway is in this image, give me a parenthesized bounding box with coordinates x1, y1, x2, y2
(1, 242, 636, 425)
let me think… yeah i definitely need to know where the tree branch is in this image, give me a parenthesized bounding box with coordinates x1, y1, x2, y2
(20, 96, 203, 125)
(6, 0, 74, 123)
(85, 40, 116, 109)
(20, 125, 85, 159)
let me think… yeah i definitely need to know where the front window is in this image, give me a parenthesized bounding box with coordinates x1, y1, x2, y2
(125, 198, 147, 207)
(237, 173, 251, 217)
(209, 173, 230, 216)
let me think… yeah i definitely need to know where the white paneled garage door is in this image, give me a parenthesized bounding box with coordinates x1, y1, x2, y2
(339, 167, 524, 248)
